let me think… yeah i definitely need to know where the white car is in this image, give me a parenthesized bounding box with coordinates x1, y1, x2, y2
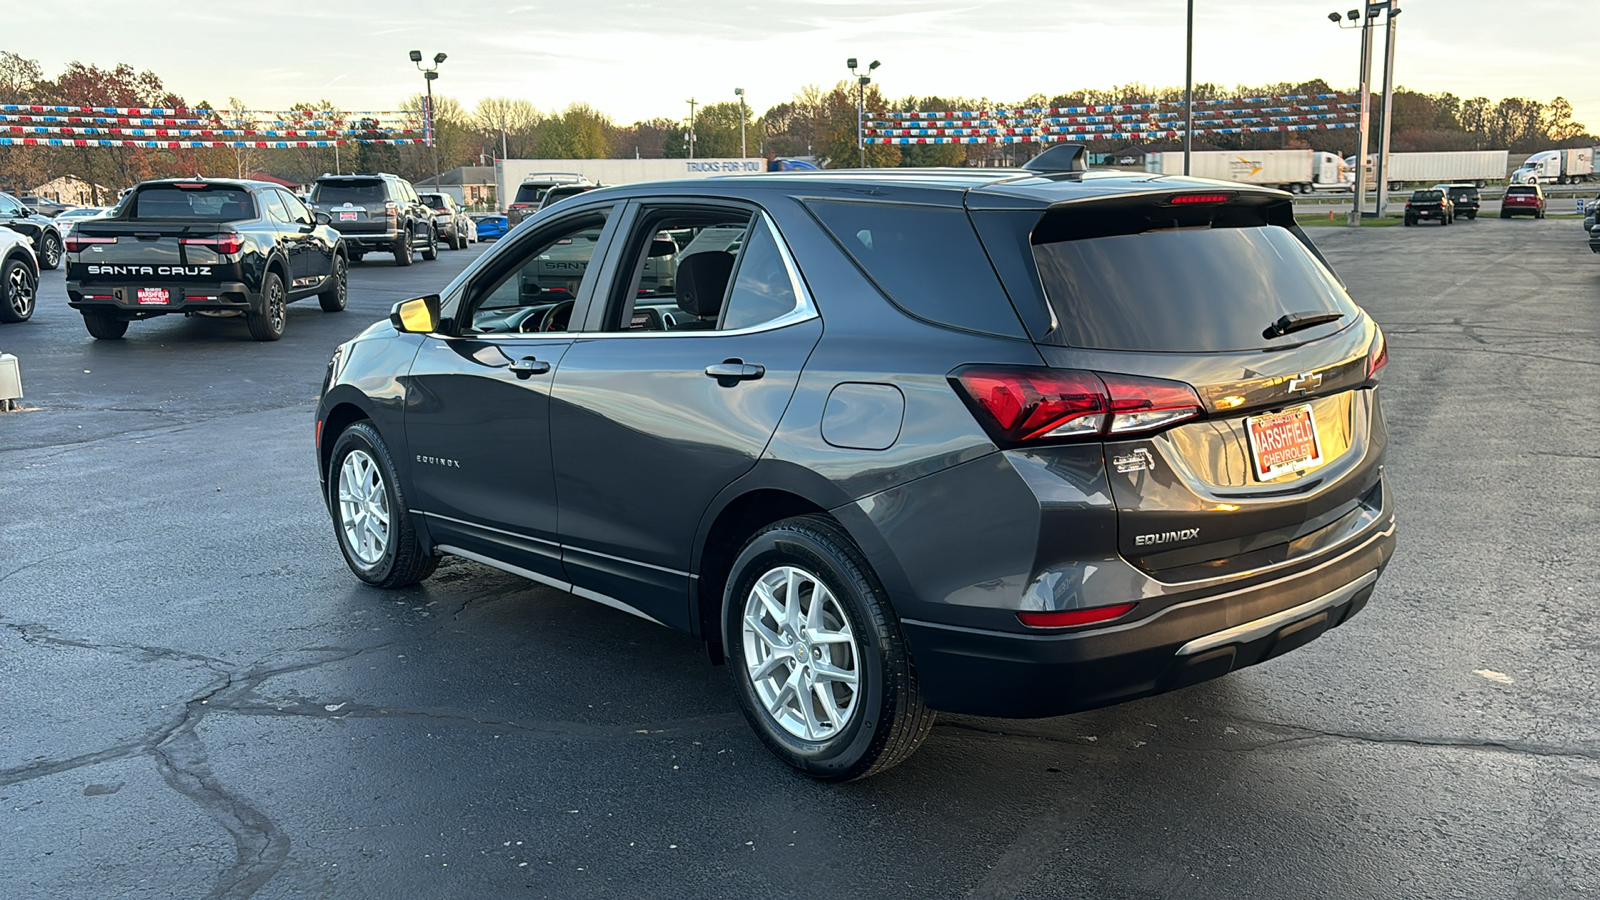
(53, 206, 108, 238)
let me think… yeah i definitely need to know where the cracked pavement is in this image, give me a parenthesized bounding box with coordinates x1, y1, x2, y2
(2, 221, 1598, 898)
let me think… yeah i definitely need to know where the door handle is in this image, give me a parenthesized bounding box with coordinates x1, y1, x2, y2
(508, 356, 551, 379)
(704, 359, 765, 381)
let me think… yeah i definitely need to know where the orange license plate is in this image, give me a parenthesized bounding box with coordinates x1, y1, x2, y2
(1246, 405, 1323, 481)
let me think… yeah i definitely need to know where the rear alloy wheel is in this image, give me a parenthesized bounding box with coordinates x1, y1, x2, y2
(328, 421, 438, 588)
(0, 256, 36, 323)
(82, 309, 128, 339)
(37, 231, 63, 270)
(419, 225, 438, 261)
(394, 229, 413, 266)
(724, 515, 934, 781)
(318, 254, 348, 312)
(246, 271, 287, 341)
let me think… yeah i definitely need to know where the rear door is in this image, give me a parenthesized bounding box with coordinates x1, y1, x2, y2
(970, 191, 1387, 578)
(548, 201, 822, 630)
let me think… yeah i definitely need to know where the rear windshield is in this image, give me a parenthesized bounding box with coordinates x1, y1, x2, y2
(1411, 191, 1443, 201)
(1506, 186, 1536, 195)
(420, 195, 448, 210)
(1032, 225, 1359, 352)
(513, 184, 552, 205)
(132, 186, 255, 220)
(312, 179, 385, 204)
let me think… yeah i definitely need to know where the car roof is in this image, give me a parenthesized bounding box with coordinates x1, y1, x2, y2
(135, 177, 279, 191)
(572, 168, 1293, 211)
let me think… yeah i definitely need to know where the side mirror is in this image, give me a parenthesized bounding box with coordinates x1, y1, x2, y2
(390, 294, 442, 333)
(314, 212, 331, 225)
(648, 239, 676, 258)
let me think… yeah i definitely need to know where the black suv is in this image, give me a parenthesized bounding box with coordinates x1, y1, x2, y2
(316, 154, 1396, 780)
(0, 191, 64, 270)
(65, 178, 348, 341)
(1404, 189, 1453, 225)
(308, 173, 437, 266)
(1432, 183, 1479, 220)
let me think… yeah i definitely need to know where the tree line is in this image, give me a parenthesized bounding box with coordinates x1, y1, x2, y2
(0, 50, 1591, 201)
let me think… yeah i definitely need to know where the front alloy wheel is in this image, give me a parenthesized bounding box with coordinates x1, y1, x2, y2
(327, 421, 437, 587)
(741, 565, 862, 742)
(338, 449, 390, 567)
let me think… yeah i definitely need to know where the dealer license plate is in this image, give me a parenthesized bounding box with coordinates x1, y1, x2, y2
(1246, 405, 1323, 481)
(135, 287, 170, 306)
(339, 211, 358, 221)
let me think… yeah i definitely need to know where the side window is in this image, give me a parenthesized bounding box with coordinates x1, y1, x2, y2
(258, 190, 292, 223)
(597, 208, 755, 333)
(721, 217, 800, 331)
(455, 211, 610, 336)
(278, 190, 312, 223)
(0, 194, 20, 215)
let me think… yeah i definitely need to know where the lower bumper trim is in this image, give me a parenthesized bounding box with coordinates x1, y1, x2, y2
(1177, 569, 1378, 657)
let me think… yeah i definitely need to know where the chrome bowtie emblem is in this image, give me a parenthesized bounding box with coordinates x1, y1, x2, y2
(1287, 372, 1322, 393)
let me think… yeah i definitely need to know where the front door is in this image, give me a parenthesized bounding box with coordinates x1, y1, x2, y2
(550, 206, 823, 630)
(402, 205, 619, 584)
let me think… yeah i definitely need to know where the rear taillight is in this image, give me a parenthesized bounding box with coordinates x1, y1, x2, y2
(385, 201, 399, 219)
(1018, 602, 1137, 629)
(181, 234, 245, 254)
(1367, 329, 1388, 380)
(65, 235, 115, 253)
(951, 366, 1203, 445)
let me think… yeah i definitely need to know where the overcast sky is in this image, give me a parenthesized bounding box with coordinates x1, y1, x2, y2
(13, 0, 1596, 132)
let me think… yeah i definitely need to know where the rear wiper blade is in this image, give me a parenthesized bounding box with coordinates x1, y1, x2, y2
(1264, 311, 1344, 339)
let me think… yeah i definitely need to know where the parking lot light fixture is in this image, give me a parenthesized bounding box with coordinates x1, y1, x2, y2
(848, 58, 881, 168)
(735, 87, 747, 159)
(1330, 9, 1377, 226)
(411, 51, 447, 193)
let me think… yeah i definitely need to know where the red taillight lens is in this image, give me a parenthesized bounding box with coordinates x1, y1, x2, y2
(65, 235, 116, 253)
(1168, 192, 1235, 204)
(181, 234, 245, 254)
(951, 367, 1203, 444)
(385, 201, 399, 219)
(1367, 329, 1388, 380)
(1018, 602, 1137, 629)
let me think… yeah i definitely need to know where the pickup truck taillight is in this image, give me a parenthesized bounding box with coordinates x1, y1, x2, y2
(181, 234, 245, 254)
(64, 235, 116, 253)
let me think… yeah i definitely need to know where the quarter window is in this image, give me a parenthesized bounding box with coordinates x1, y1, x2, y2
(722, 219, 799, 331)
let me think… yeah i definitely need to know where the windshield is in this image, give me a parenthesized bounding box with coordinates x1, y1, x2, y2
(312, 179, 385, 204)
(132, 186, 255, 220)
(1032, 225, 1358, 352)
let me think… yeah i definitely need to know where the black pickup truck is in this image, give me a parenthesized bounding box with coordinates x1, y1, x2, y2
(65, 179, 348, 341)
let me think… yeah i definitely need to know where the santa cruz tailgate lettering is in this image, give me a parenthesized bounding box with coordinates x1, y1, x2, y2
(84, 264, 215, 277)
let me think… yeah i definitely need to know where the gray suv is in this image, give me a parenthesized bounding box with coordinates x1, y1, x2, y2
(308, 173, 437, 266)
(316, 150, 1396, 780)
(419, 191, 473, 250)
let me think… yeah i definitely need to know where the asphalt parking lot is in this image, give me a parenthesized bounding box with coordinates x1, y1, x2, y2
(3, 219, 1598, 899)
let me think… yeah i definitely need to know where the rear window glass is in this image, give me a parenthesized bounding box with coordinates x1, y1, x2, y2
(1506, 186, 1535, 195)
(805, 200, 1024, 337)
(133, 186, 255, 220)
(1032, 225, 1359, 352)
(312, 179, 385, 204)
(1412, 191, 1443, 201)
(514, 184, 551, 205)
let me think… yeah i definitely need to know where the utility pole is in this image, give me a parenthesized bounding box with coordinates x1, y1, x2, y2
(735, 87, 747, 159)
(1183, 0, 1194, 175)
(1373, 1, 1402, 217)
(686, 97, 697, 159)
(1351, 11, 1375, 226)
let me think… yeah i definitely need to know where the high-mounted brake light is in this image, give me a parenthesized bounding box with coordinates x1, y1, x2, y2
(1018, 602, 1137, 629)
(64, 235, 116, 252)
(182, 234, 245, 254)
(951, 366, 1203, 445)
(174, 182, 208, 189)
(1168, 192, 1234, 205)
(1367, 329, 1388, 380)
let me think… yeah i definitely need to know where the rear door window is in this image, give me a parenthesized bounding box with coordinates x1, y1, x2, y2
(805, 200, 1025, 338)
(1032, 225, 1359, 352)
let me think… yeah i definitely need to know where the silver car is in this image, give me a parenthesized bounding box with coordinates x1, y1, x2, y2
(419, 191, 474, 250)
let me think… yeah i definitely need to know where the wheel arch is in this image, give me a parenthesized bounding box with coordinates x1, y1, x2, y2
(317, 390, 376, 486)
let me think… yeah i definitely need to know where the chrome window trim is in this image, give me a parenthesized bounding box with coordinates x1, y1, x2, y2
(572, 212, 818, 340)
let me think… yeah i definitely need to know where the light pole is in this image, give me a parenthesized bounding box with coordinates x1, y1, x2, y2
(1373, 2, 1402, 217)
(409, 50, 446, 192)
(847, 58, 880, 168)
(1330, 8, 1378, 226)
(686, 97, 697, 159)
(735, 87, 747, 159)
(1183, 0, 1194, 175)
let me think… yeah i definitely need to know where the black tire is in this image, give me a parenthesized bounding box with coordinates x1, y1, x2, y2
(1404, 217, 1414, 226)
(82, 309, 128, 339)
(722, 514, 934, 782)
(0, 255, 36, 323)
(327, 421, 438, 588)
(1467, 212, 1477, 220)
(318, 254, 348, 312)
(393, 229, 413, 266)
(419, 225, 438, 261)
(36, 230, 63, 271)
(349, 251, 365, 263)
(455, 232, 468, 250)
(246, 270, 288, 341)
(1500, 210, 1511, 219)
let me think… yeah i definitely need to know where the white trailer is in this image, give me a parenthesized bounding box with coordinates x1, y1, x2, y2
(1143, 150, 1345, 193)
(1511, 148, 1596, 184)
(494, 158, 762, 213)
(1345, 150, 1510, 188)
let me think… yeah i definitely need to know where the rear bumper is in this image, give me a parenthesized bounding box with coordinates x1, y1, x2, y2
(902, 519, 1393, 717)
(67, 281, 260, 315)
